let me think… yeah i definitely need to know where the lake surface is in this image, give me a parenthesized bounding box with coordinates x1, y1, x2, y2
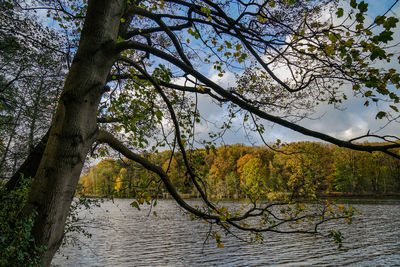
(53, 198, 400, 266)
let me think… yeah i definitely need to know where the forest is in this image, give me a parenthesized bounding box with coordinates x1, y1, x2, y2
(79, 142, 400, 199)
(1, 0, 400, 265)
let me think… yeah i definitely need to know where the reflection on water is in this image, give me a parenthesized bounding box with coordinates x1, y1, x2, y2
(53, 199, 400, 266)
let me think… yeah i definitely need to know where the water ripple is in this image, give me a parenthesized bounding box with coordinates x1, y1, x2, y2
(53, 199, 400, 266)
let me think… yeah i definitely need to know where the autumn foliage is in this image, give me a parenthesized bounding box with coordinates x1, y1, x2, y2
(79, 142, 400, 199)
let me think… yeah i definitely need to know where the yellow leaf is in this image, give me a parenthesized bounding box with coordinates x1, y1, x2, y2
(217, 243, 224, 248)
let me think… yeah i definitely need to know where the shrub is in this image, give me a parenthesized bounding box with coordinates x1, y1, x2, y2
(0, 176, 45, 266)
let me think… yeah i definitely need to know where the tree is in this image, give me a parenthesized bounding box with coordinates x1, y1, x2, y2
(237, 153, 270, 196)
(2, 0, 400, 265)
(275, 142, 334, 197)
(0, 3, 67, 180)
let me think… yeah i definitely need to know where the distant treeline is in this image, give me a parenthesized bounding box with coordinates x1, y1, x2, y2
(78, 142, 400, 199)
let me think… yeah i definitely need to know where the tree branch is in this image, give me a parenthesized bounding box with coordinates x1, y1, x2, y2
(115, 41, 400, 157)
(96, 129, 218, 220)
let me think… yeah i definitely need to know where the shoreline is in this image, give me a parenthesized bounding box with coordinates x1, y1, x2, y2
(77, 191, 400, 200)
(318, 191, 400, 198)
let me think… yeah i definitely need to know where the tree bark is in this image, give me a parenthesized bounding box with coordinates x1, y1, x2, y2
(23, 1, 124, 265)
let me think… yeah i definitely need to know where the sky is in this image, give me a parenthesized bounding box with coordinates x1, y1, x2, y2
(184, 0, 400, 146)
(32, 0, 400, 149)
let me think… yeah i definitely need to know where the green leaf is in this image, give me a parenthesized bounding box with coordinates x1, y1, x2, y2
(325, 44, 335, 56)
(357, 1, 368, 13)
(329, 33, 338, 43)
(376, 111, 386, 119)
(374, 15, 385, 25)
(116, 36, 125, 43)
(336, 8, 344, 18)
(383, 17, 399, 30)
(378, 31, 394, 43)
(130, 201, 141, 210)
(356, 14, 365, 23)
(364, 91, 373, 97)
(370, 47, 386, 60)
(155, 110, 163, 120)
(350, 0, 357, 8)
(389, 105, 399, 112)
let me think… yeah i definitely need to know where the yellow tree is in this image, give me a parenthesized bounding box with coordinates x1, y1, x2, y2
(278, 142, 334, 198)
(237, 154, 269, 197)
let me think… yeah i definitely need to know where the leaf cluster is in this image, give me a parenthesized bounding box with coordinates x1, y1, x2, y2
(0, 176, 45, 266)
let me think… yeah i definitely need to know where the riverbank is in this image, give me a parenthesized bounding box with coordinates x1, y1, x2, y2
(76, 191, 400, 200)
(318, 191, 400, 198)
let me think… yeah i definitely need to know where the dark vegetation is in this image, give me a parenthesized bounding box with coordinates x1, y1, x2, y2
(80, 142, 400, 199)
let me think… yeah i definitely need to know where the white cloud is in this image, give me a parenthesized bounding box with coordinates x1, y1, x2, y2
(208, 68, 236, 89)
(167, 1, 400, 146)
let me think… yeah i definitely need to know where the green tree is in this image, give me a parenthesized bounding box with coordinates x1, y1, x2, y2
(333, 148, 355, 192)
(2, 0, 400, 265)
(0, 176, 44, 266)
(224, 171, 240, 199)
(274, 142, 333, 197)
(239, 156, 269, 196)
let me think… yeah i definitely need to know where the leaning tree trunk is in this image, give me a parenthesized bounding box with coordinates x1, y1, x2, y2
(23, 1, 124, 265)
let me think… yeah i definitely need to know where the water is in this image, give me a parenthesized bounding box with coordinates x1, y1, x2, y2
(53, 198, 400, 266)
